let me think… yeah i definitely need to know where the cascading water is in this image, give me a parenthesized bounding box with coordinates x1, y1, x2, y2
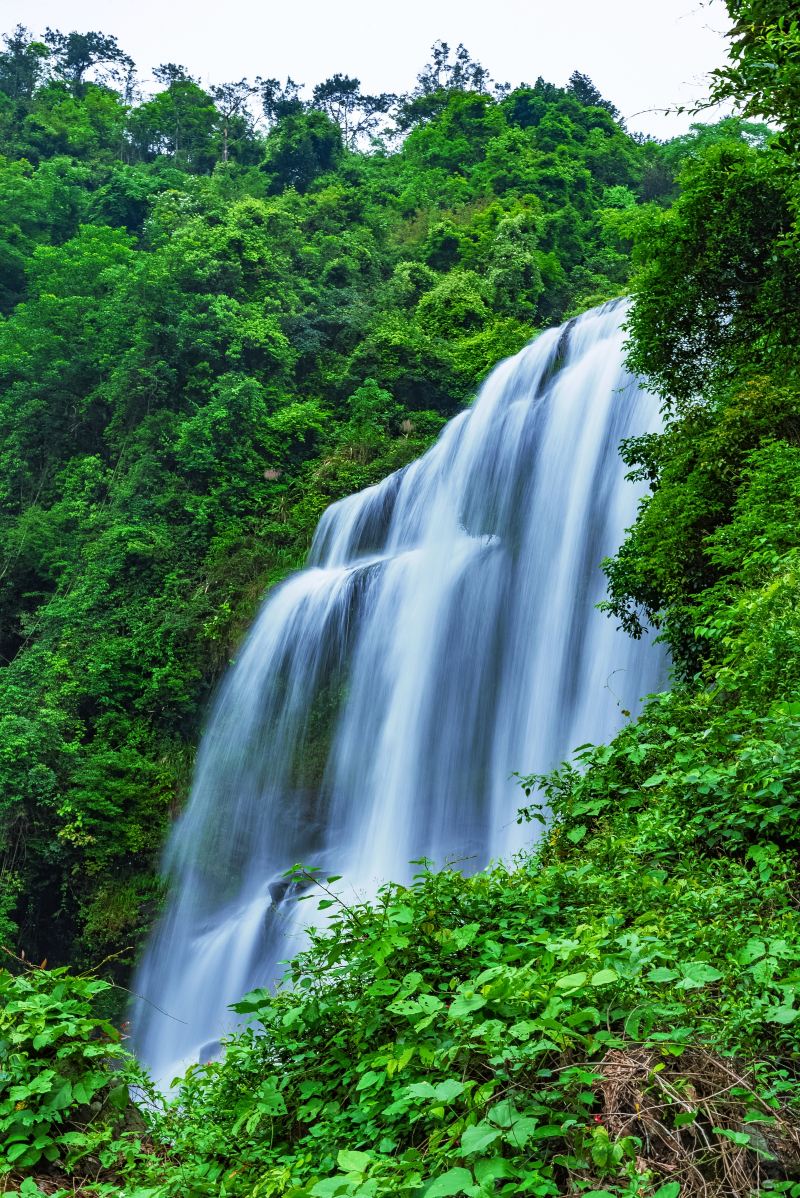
(132, 300, 665, 1085)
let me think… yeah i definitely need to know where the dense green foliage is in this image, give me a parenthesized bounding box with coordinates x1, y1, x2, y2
(0, 30, 679, 969)
(4, 3, 800, 1195)
(0, 961, 132, 1175)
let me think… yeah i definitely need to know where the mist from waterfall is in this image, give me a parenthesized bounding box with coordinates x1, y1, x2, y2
(131, 300, 665, 1085)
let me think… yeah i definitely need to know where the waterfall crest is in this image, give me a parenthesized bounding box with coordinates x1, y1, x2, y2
(132, 301, 664, 1084)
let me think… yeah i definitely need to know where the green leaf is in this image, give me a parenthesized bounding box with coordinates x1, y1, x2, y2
(310, 1179, 350, 1198)
(555, 971, 587, 990)
(653, 1186, 681, 1198)
(647, 966, 681, 983)
(713, 1127, 751, 1146)
(425, 1167, 474, 1196)
(48, 1079, 73, 1111)
(355, 1070, 383, 1092)
(232, 988, 271, 1013)
(106, 1082, 129, 1111)
(474, 1158, 512, 1184)
(452, 923, 481, 949)
(566, 824, 587, 843)
(590, 968, 618, 986)
(738, 938, 767, 964)
(461, 1121, 501, 1154)
(6, 1142, 33, 1163)
(19, 1180, 46, 1197)
(765, 1005, 798, 1025)
(337, 1148, 371, 1173)
(254, 1077, 286, 1116)
(678, 961, 724, 988)
(504, 1115, 538, 1147)
(448, 991, 486, 1018)
(433, 1079, 466, 1103)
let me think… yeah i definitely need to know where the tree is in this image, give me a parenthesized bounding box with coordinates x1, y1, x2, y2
(395, 41, 492, 130)
(257, 76, 304, 126)
(210, 78, 256, 163)
(416, 40, 491, 94)
(0, 25, 49, 100)
(127, 78, 218, 170)
(152, 62, 193, 87)
(625, 139, 798, 407)
(567, 70, 620, 119)
(310, 74, 393, 147)
(43, 28, 134, 96)
(261, 108, 343, 192)
(708, 0, 800, 154)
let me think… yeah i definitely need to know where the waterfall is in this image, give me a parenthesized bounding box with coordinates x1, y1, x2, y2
(131, 300, 665, 1085)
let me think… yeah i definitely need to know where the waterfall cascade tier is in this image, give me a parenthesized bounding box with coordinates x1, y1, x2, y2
(132, 300, 665, 1085)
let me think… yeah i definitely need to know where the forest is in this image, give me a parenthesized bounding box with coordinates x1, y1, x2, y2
(2, 0, 800, 1193)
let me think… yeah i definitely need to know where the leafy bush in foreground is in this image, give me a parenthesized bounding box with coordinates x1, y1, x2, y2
(0, 964, 132, 1176)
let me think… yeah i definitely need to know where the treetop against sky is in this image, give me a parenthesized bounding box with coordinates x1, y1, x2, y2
(16, 0, 732, 138)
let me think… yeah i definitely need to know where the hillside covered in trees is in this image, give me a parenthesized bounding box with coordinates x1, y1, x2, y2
(3, 1, 800, 1194)
(0, 26, 706, 968)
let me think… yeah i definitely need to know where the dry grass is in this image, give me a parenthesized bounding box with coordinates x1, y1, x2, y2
(596, 1045, 800, 1196)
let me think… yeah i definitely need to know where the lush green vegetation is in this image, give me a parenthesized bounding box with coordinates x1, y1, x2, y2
(3, 3, 800, 1195)
(0, 28, 690, 971)
(0, 30, 689, 972)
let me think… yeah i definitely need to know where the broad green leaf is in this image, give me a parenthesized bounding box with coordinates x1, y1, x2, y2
(647, 967, 680, 983)
(337, 1149, 371, 1173)
(452, 923, 481, 949)
(310, 1179, 351, 1197)
(6, 1142, 32, 1163)
(653, 1187, 680, 1198)
(356, 1070, 383, 1092)
(474, 1158, 512, 1184)
(738, 938, 767, 964)
(590, 969, 617, 986)
(503, 1115, 538, 1147)
(448, 991, 486, 1018)
(678, 961, 723, 988)
(461, 1121, 501, 1154)
(232, 988, 271, 1013)
(254, 1077, 286, 1116)
(48, 1079, 73, 1111)
(555, 972, 587, 990)
(424, 1167, 474, 1196)
(713, 1127, 751, 1146)
(433, 1079, 466, 1103)
(566, 824, 587, 843)
(765, 1005, 798, 1025)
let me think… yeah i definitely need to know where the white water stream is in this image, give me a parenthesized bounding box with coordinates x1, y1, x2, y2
(132, 301, 664, 1085)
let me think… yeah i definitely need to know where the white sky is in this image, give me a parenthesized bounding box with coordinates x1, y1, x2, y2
(3, 0, 732, 139)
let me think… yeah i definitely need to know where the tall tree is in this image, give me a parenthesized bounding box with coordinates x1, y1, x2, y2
(395, 41, 492, 130)
(257, 75, 304, 126)
(567, 70, 621, 119)
(0, 25, 49, 100)
(211, 78, 256, 162)
(43, 28, 134, 96)
(708, 0, 800, 154)
(310, 74, 394, 147)
(127, 77, 217, 169)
